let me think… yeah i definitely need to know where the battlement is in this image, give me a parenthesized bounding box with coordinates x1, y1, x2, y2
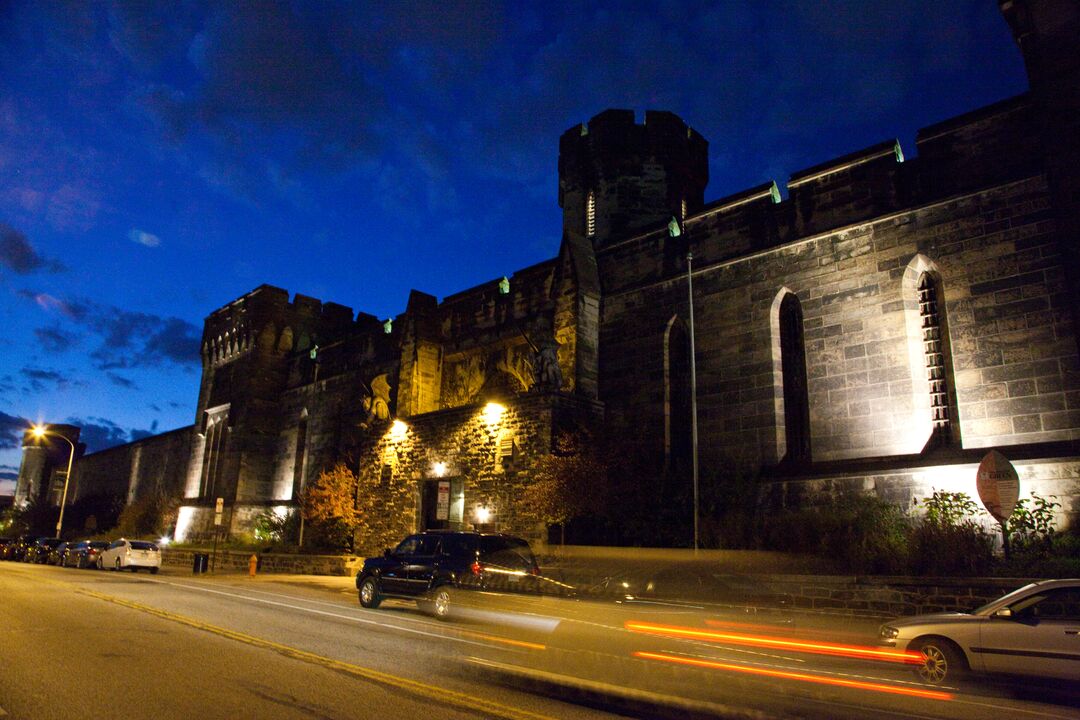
(559, 109, 709, 244)
(595, 94, 1044, 293)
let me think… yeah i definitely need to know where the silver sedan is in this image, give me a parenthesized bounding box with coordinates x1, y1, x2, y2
(879, 578, 1080, 684)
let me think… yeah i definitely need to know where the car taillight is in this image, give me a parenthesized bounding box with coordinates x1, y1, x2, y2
(471, 561, 483, 575)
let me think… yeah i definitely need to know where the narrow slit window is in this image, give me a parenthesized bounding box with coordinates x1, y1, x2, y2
(586, 191, 596, 237)
(918, 273, 955, 446)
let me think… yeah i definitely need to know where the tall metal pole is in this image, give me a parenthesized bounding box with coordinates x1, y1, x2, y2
(687, 251, 700, 553)
(32, 426, 76, 539)
(55, 437, 75, 539)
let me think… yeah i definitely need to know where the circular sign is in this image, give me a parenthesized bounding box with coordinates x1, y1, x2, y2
(976, 450, 1020, 523)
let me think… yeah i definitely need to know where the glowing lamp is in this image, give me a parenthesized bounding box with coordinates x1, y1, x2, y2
(475, 505, 491, 523)
(432, 461, 447, 477)
(482, 402, 505, 424)
(389, 419, 408, 441)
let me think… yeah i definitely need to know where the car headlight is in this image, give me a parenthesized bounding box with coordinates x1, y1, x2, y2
(879, 625, 899, 640)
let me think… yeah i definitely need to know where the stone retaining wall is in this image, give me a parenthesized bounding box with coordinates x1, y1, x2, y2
(164, 544, 1036, 621)
(163, 547, 363, 576)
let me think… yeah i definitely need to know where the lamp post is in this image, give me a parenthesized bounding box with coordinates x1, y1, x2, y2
(670, 214, 700, 553)
(31, 424, 77, 539)
(686, 251, 700, 553)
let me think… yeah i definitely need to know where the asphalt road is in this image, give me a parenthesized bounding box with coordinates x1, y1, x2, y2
(2, 562, 1078, 720)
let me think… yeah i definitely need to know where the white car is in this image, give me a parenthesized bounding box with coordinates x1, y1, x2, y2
(98, 539, 161, 574)
(879, 578, 1080, 684)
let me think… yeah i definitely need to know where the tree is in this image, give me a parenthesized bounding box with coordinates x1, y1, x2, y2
(298, 463, 363, 551)
(521, 431, 608, 545)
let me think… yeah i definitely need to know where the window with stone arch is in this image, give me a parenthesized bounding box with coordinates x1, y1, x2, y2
(663, 315, 692, 472)
(585, 191, 597, 237)
(771, 289, 810, 462)
(904, 257, 960, 449)
(292, 409, 308, 500)
(200, 407, 229, 498)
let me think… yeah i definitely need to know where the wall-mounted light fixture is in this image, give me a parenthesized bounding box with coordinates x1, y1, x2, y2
(389, 419, 408, 441)
(482, 402, 505, 425)
(432, 461, 447, 478)
(474, 505, 492, 524)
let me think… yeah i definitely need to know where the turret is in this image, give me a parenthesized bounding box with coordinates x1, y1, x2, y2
(559, 109, 708, 246)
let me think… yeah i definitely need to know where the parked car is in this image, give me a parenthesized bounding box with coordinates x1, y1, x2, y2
(356, 531, 540, 619)
(97, 539, 161, 573)
(63, 540, 111, 569)
(47, 541, 70, 566)
(5, 535, 37, 561)
(25, 537, 63, 564)
(879, 578, 1080, 684)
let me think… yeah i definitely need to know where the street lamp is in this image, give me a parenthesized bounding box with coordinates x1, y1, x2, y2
(30, 424, 76, 539)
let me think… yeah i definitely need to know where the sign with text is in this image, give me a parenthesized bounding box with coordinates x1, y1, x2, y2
(436, 480, 450, 521)
(976, 450, 1020, 523)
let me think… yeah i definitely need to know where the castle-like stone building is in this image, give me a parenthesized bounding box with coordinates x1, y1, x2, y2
(24, 0, 1080, 549)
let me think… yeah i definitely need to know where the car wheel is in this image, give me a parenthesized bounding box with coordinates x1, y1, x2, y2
(913, 637, 967, 685)
(431, 587, 453, 621)
(358, 577, 382, 609)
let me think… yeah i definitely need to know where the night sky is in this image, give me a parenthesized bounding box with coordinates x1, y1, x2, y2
(0, 1, 1029, 495)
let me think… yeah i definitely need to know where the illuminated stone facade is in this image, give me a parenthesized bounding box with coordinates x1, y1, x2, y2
(68, 0, 1080, 544)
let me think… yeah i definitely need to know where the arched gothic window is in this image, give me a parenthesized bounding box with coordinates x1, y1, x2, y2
(780, 293, 811, 462)
(664, 317, 691, 471)
(200, 411, 228, 498)
(585, 191, 596, 237)
(917, 272, 958, 447)
(292, 418, 308, 499)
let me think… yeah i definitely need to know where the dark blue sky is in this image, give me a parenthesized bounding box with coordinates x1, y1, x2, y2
(0, 1, 1029, 493)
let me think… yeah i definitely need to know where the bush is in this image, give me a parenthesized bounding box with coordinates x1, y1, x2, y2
(761, 492, 912, 574)
(908, 490, 995, 576)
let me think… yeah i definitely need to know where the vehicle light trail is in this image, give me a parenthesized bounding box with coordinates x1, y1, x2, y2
(632, 651, 954, 701)
(625, 620, 923, 664)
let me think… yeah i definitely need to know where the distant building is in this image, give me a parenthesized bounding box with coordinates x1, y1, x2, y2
(14, 424, 84, 507)
(54, 0, 1080, 549)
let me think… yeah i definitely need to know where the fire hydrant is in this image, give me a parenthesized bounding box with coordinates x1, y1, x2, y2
(248, 553, 258, 578)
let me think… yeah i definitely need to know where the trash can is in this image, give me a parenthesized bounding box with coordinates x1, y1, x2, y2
(193, 553, 209, 574)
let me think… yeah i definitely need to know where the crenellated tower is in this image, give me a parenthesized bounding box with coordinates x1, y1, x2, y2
(558, 109, 709, 246)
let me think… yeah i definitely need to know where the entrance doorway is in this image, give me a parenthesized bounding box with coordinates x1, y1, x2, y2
(421, 476, 464, 530)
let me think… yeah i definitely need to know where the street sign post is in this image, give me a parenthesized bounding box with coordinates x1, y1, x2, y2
(976, 450, 1020, 558)
(212, 497, 224, 572)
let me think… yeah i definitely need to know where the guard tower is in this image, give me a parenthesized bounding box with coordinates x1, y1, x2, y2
(558, 109, 709, 246)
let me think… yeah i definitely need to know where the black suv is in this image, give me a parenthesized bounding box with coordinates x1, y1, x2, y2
(356, 531, 540, 620)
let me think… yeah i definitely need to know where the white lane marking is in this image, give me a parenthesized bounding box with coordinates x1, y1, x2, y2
(141, 579, 496, 648)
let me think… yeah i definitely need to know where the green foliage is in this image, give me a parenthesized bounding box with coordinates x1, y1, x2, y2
(908, 489, 994, 576)
(761, 492, 912, 574)
(113, 491, 177, 538)
(1008, 494, 1060, 552)
(920, 490, 981, 528)
(252, 507, 300, 546)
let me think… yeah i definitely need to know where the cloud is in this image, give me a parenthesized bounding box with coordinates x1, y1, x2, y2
(19, 291, 86, 320)
(0, 223, 62, 274)
(0, 410, 30, 451)
(88, 308, 201, 369)
(105, 372, 136, 388)
(34, 325, 79, 353)
(64, 416, 159, 453)
(65, 416, 130, 452)
(128, 228, 161, 247)
(19, 290, 200, 369)
(20, 367, 77, 393)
